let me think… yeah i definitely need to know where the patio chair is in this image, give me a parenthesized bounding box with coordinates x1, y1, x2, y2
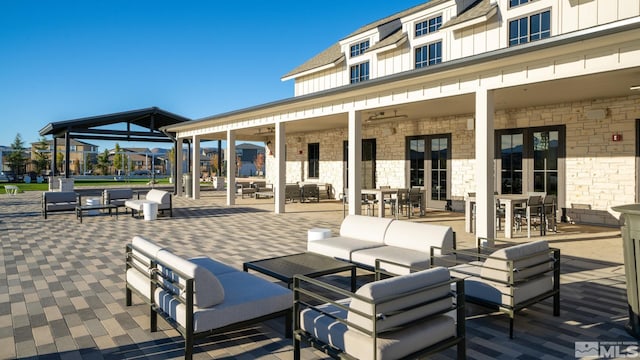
(514, 195, 544, 237)
(285, 184, 302, 202)
(301, 183, 320, 203)
(445, 239, 560, 338)
(543, 195, 557, 233)
(293, 266, 466, 359)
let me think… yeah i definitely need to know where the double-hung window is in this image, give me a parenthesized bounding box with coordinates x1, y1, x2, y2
(350, 62, 369, 83)
(509, 10, 550, 46)
(415, 15, 442, 37)
(308, 143, 319, 178)
(350, 40, 369, 58)
(415, 41, 442, 69)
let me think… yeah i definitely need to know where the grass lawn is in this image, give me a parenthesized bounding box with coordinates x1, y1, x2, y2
(0, 178, 173, 194)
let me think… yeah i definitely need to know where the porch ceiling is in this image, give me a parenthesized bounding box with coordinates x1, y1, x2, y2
(194, 66, 638, 142)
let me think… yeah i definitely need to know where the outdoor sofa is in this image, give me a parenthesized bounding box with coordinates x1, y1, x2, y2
(125, 236, 292, 360)
(103, 188, 134, 213)
(42, 191, 81, 219)
(124, 189, 172, 218)
(307, 215, 456, 275)
(445, 238, 560, 338)
(293, 266, 466, 359)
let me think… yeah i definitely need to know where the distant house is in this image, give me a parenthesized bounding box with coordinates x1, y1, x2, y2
(30, 139, 98, 175)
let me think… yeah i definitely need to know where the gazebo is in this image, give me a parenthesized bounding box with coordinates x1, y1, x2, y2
(38, 107, 190, 187)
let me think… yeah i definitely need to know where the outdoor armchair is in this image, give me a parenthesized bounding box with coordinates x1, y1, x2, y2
(293, 266, 465, 360)
(438, 238, 560, 338)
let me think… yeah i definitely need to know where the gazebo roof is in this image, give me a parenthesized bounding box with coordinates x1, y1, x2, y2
(39, 107, 190, 143)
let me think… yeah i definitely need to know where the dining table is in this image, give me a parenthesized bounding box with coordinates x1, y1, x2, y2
(361, 188, 408, 218)
(465, 193, 532, 239)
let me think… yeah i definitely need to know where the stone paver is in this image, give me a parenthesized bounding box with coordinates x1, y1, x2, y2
(0, 187, 634, 359)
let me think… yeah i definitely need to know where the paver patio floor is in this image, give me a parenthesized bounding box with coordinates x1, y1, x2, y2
(0, 188, 634, 359)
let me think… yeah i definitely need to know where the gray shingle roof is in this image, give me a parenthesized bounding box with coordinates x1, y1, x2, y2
(441, 0, 497, 30)
(282, 0, 449, 79)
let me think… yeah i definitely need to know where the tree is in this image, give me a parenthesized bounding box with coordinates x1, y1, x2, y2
(209, 153, 218, 176)
(6, 133, 27, 176)
(167, 147, 175, 178)
(96, 149, 110, 175)
(113, 143, 123, 174)
(31, 136, 50, 175)
(56, 152, 64, 174)
(253, 153, 264, 176)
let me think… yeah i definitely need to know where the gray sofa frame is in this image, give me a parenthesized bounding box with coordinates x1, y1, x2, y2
(42, 191, 81, 219)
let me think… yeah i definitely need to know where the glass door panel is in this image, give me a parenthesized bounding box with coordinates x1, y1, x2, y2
(501, 133, 523, 194)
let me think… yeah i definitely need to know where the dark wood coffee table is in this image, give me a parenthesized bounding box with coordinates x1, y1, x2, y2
(75, 204, 118, 223)
(243, 252, 356, 291)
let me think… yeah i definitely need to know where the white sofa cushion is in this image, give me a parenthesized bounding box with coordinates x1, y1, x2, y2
(146, 189, 171, 209)
(481, 240, 552, 283)
(347, 267, 451, 333)
(350, 246, 434, 275)
(188, 256, 237, 276)
(155, 270, 291, 333)
(307, 236, 385, 261)
(339, 215, 393, 243)
(127, 236, 166, 300)
(382, 221, 454, 255)
(156, 250, 225, 308)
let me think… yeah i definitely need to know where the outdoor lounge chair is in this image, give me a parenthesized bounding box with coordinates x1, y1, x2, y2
(444, 239, 560, 338)
(293, 266, 466, 360)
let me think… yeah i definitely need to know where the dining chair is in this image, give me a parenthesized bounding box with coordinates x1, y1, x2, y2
(514, 195, 544, 237)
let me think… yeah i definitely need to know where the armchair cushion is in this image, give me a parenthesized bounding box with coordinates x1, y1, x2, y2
(382, 221, 454, 255)
(481, 240, 552, 283)
(156, 249, 225, 308)
(347, 267, 451, 333)
(145, 189, 171, 210)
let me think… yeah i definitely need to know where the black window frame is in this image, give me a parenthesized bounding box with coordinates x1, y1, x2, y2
(415, 41, 442, 69)
(509, 10, 551, 47)
(415, 15, 442, 37)
(308, 143, 320, 179)
(350, 61, 370, 84)
(350, 40, 370, 58)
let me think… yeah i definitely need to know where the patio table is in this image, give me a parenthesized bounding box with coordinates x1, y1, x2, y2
(361, 188, 408, 218)
(465, 194, 530, 239)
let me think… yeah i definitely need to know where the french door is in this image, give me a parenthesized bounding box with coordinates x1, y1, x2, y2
(407, 134, 451, 210)
(496, 126, 564, 199)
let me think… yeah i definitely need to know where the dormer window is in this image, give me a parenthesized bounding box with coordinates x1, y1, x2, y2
(415, 15, 442, 37)
(510, 0, 530, 7)
(350, 40, 370, 58)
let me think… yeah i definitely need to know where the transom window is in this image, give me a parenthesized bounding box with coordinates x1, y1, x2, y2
(415, 15, 442, 37)
(350, 62, 369, 83)
(415, 41, 442, 68)
(509, 10, 550, 46)
(509, 0, 530, 7)
(350, 40, 370, 58)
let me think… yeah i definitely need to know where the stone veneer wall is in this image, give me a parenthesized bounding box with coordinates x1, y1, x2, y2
(265, 94, 639, 225)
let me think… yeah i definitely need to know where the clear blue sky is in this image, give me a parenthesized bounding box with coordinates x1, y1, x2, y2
(0, 0, 427, 150)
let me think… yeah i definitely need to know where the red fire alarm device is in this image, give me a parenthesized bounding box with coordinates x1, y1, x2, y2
(612, 134, 623, 142)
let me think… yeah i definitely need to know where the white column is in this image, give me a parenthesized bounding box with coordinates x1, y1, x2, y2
(475, 88, 496, 245)
(348, 110, 362, 215)
(226, 130, 236, 206)
(176, 139, 183, 196)
(274, 122, 286, 214)
(192, 135, 200, 199)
